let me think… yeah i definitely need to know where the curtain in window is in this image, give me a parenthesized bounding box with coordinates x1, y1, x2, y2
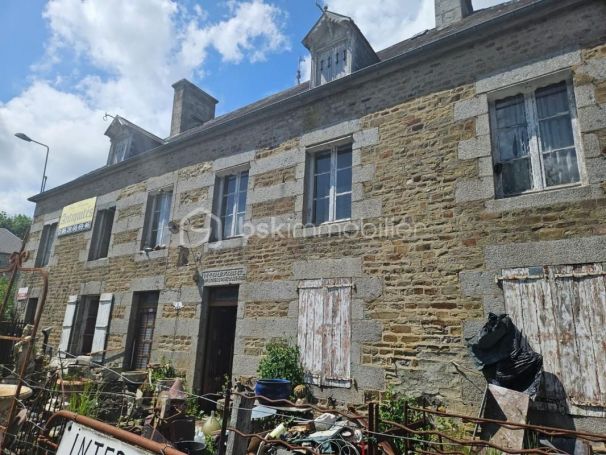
(151, 192, 172, 247)
(494, 95, 532, 195)
(535, 82, 580, 187)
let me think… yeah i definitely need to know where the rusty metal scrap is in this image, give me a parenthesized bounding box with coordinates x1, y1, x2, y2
(0, 240, 49, 453)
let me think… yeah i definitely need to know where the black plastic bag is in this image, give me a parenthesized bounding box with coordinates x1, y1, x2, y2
(467, 313, 543, 398)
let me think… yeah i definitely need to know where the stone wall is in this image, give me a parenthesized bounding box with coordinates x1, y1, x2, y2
(23, 0, 606, 415)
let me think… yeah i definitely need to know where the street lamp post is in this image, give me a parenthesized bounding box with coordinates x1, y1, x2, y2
(15, 133, 50, 193)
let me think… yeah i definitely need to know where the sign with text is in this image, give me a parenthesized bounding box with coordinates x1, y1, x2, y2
(57, 422, 155, 455)
(58, 197, 97, 236)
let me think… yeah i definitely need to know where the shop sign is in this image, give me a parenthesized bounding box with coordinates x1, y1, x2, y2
(58, 197, 97, 236)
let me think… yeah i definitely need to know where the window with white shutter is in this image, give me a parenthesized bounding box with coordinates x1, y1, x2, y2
(58, 295, 78, 356)
(501, 264, 606, 414)
(298, 278, 352, 387)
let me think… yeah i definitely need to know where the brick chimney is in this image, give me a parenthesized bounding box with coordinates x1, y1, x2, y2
(435, 0, 473, 30)
(170, 79, 218, 136)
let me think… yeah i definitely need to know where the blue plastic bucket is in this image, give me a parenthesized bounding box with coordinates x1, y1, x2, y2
(254, 379, 292, 404)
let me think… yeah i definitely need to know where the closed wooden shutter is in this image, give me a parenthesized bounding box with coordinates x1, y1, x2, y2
(298, 279, 352, 387)
(91, 293, 113, 364)
(298, 279, 324, 385)
(324, 278, 352, 387)
(502, 265, 606, 415)
(58, 295, 78, 356)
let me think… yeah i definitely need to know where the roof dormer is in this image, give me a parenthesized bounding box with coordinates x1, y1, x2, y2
(104, 116, 164, 166)
(303, 9, 378, 88)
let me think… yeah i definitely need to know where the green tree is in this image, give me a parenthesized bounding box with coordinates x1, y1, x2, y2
(0, 212, 31, 239)
(0, 276, 16, 319)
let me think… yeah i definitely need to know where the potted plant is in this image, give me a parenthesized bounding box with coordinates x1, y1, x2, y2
(256, 340, 304, 403)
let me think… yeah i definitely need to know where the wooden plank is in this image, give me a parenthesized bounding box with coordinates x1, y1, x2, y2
(587, 268, 606, 405)
(482, 384, 529, 451)
(549, 265, 584, 405)
(298, 280, 323, 385)
(226, 392, 254, 455)
(324, 278, 351, 385)
(528, 275, 561, 400)
(571, 264, 603, 406)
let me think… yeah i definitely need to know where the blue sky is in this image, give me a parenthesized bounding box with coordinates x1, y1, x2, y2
(0, 0, 504, 216)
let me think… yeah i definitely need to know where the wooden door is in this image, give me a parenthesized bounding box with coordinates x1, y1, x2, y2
(202, 287, 238, 394)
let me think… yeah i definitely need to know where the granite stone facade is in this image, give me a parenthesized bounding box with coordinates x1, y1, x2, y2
(21, 0, 606, 424)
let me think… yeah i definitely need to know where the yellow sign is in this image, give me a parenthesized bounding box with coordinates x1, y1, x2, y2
(58, 197, 97, 236)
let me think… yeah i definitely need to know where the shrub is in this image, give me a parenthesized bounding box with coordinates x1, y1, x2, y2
(257, 339, 304, 387)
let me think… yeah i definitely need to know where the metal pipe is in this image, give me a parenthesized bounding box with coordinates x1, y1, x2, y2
(40, 411, 187, 455)
(408, 406, 606, 442)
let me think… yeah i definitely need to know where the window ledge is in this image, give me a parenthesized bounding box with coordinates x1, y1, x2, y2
(205, 236, 246, 252)
(485, 184, 601, 213)
(296, 219, 359, 238)
(85, 257, 109, 268)
(134, 248, 168, 261)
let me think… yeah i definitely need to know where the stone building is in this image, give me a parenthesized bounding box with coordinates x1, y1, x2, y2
(0, 228, 22, 269)
(21, 0, 606, 429)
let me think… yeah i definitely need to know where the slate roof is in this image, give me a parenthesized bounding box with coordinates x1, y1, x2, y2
(0, 228, 22, 255)
(376, 0, 539, 61)
(105, 115, 165, 144)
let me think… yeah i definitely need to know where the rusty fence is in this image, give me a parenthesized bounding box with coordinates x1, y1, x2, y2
(0, 237, 49, 453)
(1, 382, 606, 454)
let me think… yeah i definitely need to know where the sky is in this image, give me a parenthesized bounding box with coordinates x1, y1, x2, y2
(0, 0, 505, 216)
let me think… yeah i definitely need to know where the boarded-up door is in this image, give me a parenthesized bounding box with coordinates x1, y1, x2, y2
(91, 293, 113, 364)
(58, 295, 78, 356)
(298, 278, 351, 387)
(502, 264, 606, 415)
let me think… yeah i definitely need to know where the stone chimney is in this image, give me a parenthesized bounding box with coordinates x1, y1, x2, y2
(170, 79, 218, 136)
(435, 0, 473, 30)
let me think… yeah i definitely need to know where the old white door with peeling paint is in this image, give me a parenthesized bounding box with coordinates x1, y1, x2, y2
(501, 264, 606, 416)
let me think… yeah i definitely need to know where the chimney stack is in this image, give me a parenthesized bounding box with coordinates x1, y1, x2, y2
(170, 79, 218, 136)
(435, 0, 473, 30)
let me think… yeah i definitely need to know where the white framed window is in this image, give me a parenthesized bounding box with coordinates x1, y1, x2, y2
(35, 222, 57, 267)
(306, 142, 352, 225)
(297, 278, 352, 387)
(490, 79, 583, 198)
(142, 189, 173, 249)
(213, 169, 248, 240)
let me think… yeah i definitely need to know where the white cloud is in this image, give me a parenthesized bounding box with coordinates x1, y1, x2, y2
(323, 0, 435, 51)
(322, 0, 509, 52)
(0, 0, 289, 215)
(0, 82, 107, 215)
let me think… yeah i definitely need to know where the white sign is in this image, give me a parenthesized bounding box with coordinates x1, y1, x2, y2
(57, 422, 155, 455)
(17, 287, 28, 301)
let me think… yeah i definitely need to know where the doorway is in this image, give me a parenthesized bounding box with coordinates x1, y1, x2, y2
(201, 286, 238, 394)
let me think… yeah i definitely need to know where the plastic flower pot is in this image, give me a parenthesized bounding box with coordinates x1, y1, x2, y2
(254, 379, 291, 404)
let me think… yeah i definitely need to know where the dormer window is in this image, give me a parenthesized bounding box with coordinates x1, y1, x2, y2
(104, 115, 165, 166)
(109, 137, 131, 165)
(303, 9, 378, 88)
